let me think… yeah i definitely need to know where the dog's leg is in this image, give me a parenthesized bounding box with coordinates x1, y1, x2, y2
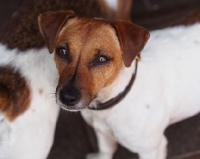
(87, 130, 117, 159)
(138, 135, 167, 159)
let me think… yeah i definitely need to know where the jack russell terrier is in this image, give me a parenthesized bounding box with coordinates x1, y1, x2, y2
(0, 0, 132, 158)
(38, 10, 200, 159)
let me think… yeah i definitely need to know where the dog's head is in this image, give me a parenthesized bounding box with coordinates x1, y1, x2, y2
(38, 11, 149, 111)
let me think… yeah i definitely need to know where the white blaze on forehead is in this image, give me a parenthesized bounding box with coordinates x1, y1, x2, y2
(104, 0, 118, 11)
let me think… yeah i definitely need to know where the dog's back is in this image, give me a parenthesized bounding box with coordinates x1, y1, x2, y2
(142, 23, 200, 124)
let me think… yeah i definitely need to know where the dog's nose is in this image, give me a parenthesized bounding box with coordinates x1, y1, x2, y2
(59, 85, 81, 106)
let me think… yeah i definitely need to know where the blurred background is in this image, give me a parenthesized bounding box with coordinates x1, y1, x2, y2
(1, 0, 200, 159)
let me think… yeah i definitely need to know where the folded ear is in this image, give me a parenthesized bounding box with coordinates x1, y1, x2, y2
(112, 21, 150, 67)
(38, 10, 75, 53)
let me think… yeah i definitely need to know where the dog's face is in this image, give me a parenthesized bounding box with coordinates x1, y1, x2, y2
(38, 11, 149, 111)
(54, 18, 124, 110)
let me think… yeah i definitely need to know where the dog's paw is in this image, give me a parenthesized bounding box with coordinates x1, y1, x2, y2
(86, 152, 113, 159)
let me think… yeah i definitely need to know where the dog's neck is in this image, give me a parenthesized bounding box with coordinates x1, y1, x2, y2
(89, 59, 138, 110)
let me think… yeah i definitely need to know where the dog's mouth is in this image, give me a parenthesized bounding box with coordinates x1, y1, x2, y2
(59, 104, 87, 111)
(56, 91, 118, 111)
(57, 97, 100, 111)
(56, 87, 99, 111)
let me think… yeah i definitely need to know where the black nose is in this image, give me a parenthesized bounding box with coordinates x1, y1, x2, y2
(59, 85, 81, 106)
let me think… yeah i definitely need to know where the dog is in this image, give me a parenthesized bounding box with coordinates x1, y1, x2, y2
(38, 10, 200, 159)
(0, 0, 132, 158)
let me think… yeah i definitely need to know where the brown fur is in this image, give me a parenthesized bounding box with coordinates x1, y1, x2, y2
(0, 66, 31, 121)
(0, 0, 103, 51)
(113, 21, 150, 67)
(55, 18, 123, 104)
(38, 11, 149, 108)
(38, 10, 76, 53)
(0, 0, 132, 51)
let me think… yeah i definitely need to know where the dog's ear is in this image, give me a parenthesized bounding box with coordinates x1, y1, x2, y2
(38, 10, 75, 53)
(112, 21, 150, 67)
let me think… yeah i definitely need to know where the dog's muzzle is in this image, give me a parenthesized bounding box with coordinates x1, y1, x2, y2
(59, 84, 81, 106)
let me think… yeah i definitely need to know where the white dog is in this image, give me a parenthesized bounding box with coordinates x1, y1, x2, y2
(82, 18, 200, 159)
(0, 46, 59, 159)
(38, 10, 200, 159)
(85, 21, 200, 158)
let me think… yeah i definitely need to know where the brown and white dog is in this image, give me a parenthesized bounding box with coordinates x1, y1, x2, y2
(0, 0, 132, 159)
(38, 10, 200, 159)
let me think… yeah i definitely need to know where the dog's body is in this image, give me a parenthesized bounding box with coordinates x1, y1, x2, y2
(82, 23, 200, 159)
(38, 10, 200, 159)
(0, 0, 132, 158)
(0, 47, 58, 159)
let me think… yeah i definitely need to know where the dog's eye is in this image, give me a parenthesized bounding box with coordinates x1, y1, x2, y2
(56, 47, 68, 56)
(97, 56, 108, 63)
(89, 54, 111, 67)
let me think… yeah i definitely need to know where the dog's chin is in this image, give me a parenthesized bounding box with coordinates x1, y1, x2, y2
(60, 105, 86, 112)
(56, 91, 101, 111)
(57, 98, 100, 112)
(58, 102, 87, 111)
(56, 98, 88, 111)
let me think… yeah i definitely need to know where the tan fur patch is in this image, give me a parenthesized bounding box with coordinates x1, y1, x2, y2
(55, 18, 123, 105)
(39, 89, 43, 94)
(0, 66, 31, 121)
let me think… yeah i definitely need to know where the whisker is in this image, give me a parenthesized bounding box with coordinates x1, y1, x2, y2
(46, 92, 56, 99)
(50, 100, 58, 108)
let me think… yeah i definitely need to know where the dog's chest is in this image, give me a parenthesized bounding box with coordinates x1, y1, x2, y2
(87, 113, 143, 152)
(82, 103, 164, 151)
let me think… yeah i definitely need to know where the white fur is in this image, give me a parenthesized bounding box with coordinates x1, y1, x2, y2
(0, 45, 59, 159)
(82, 23, 200, 159)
